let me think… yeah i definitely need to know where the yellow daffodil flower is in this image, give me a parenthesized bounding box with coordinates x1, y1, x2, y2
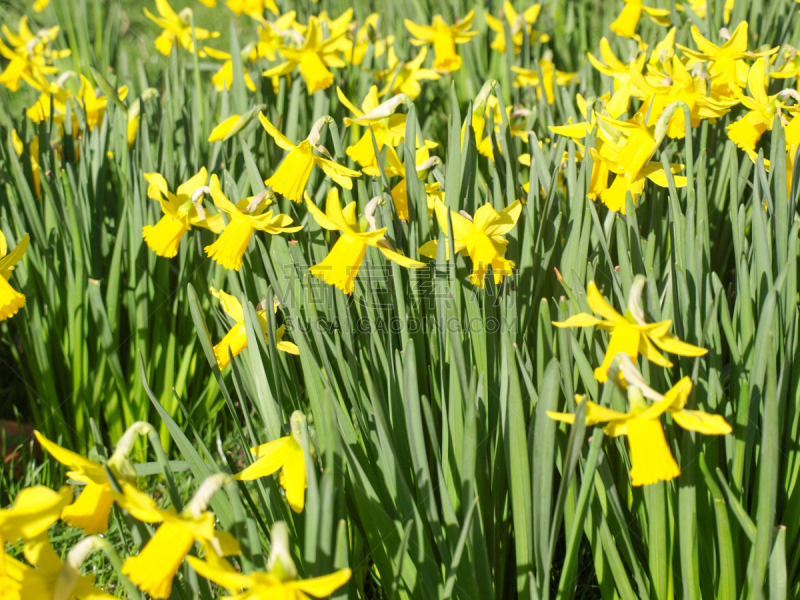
(77, 74, 129, 131)
(204, 178, 302, 270)
(292, 9, 353, 40)
(210, 286, 299, 369)
(727, 58, 795, 156)
(117, 476, 240, 600)
(0, 230, 29, 321)
(0, 485, 72, 599)
(628, 56, 738, 139)
(306, 188, 424, 294)
(419, 198, 522, 288)
(33, 0, 49, 11)
(144, 0, 220, 56)
(142, 168, 225, 258)
(376, 46, 441, 100)
(405, 10, 478, 72)
(338, 86, 407, 168)
(263, 16, 346, 94)
(676, 0, 734, 23)
(486, 2, 548, 54)
(259, 113, 361, 202)
(252, 11, 296, 62)
(234, 411, 312, 512)
(34, 424, 151, 534)
(0, 18, 67, 92)
(553, 278, 707, 382)
(204, 46, 257, 92)
(511, 56, 578, 104)
(587, 37, 646, 93)
(548, 357, 730, 485)
(610, 0, 670, 39)
(188, 520, 351, 599)
(345, 13, 395, 65)
(464, 92, 530, 159)
(362, 138, 441, 219)
(226, 0, 278, 16)
(6, 535, 115, 600)
(676, 22, 776, 90)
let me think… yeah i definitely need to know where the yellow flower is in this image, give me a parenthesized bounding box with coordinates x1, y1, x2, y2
(553, 279, 707, 382)
(306, 188, 424, 294)
(144, 0, 220, 56)
(338, 86, 407, 168)
(727, 58, 793, 157)
(263, 16, 346, 94)
(226, 0, 278, 16)
(203, 46, 257, 92)
(77, 74, 129, 131)
(33, 0, 49, 11)
(204, 176, 302, 270)
(676, 0, 734, 23)
(511, 56, 578, 105)
(5, 535, 115, 600)
(419, 198, 522, 288)
(376, 46, 441, 100)
(0, 485, 72, 599)
(610, 0, 670, 39)
(259, 113, 361, 202)
(0, 17, 66, 92)
(252, 11, 296, 62)
(345, 13, 395, 66)
(486, 2, 548, 54)
(587, 37, 646, 93)
(405, 10, 478, 72)
(548, 361, 731, 486)
(0, 230, 29, 321)
(188, 520, 351, 599)
(464, 92, 530, 159)
(210, 286, 299, 369)
(142, 168, 225, 258)
(117, 477, 240, 600)
(34, 425, 153, 534)
(676, 22, 775, 90)
(234, 411, 312, 512)
(627, 56, 738, 139)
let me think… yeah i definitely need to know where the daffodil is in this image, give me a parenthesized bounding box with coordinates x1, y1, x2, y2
(252, 11, 297, 62)
(118, 475, 240, 600)
(0, 18, 67, 92)
(142, 168, 225, 258)
(727, 58, 795, 156)
(338, 86, 407, 168)
(0, 485, 72, 599)
(259, 113, 361, 202)
(486, 2, 548, 54)
(676, 22, 775, 91)
(344, 13, 395, 65)
(548, 356, 731, 485)
(6, 535, 115, 600)
(0, 230, 29, 321)
(210, 286, 299, 369)
(292, 9, 353, 40)
(464, 92, 531, 159)
(587, 37, 646, 93)
(405, 10, 478, 72)
(610, 0, 670, 39)
(34, 424, 151, 534)
(188, 521, 351, 599)
(144, 0, 220, 56)
(511, 55, 578, 104)
(676, 0, 734, 23)
(306, 188, 424, 294)
(203, 46, 257, 92)
(627, 56, 738, 139)
(204, 176, 302, 271)
(553, 278, 707, 382)
(26, 78, 76, 138)
(234, 411, 312, 512)
(263, 16, 346, 94)
(226, 0, 278, 16)
(376, 46, 441, 100)
(361, 138, 440, 219)
(33, 0, 49, 11)
(419, 198, 522, 288)
(77, 74, 129, 131)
